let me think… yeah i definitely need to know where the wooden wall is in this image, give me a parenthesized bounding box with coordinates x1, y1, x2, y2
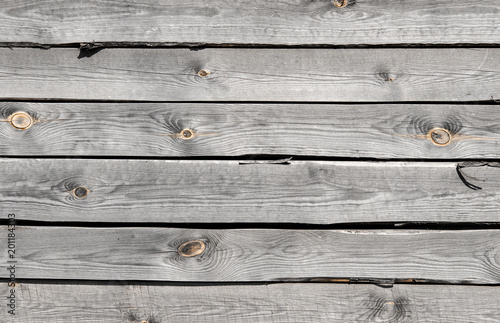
(1, 1, 499, 322)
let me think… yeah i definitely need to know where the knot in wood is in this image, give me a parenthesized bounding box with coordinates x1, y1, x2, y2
(178, 240, 206, 257)
(430, 128, 451, 146)
(181, 129, 194, 140)
(197, 69, 210, 77)
(9, 112, 33, 130)
(333, 0, 348, 8)
(73, 186, 89, 198)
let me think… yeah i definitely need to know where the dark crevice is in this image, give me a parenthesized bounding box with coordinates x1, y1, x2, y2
(1, 278, 499, 287)
(2, 219, 500, 230)
(0, 98, 499, 104)
(1, 155, 500, 163)
(1, 42, 500, 49)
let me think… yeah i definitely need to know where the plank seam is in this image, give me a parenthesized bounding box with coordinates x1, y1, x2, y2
(3, 220, 500, 230)
(0, 99, 499, 104)
(2, 42, 500, 49)
(2, 278, 500, 287)
(1, 155, 500, 162)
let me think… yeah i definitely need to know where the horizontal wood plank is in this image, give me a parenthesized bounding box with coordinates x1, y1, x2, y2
(2, 227, 500, 283)
(0, 0, 498, 45)
(0, 48, 498, 101)
(2, 103, 500, 158)
(2, 159, 500, 223)
(1, 282, 499, 322)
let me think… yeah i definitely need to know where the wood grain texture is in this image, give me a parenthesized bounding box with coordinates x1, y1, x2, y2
(2, 103, 500, 158)
(0, 0, 498, 45)
(0, 48, 498, 101)
(1, 282, 499, 322)
(2, 227, 500, 283)
(2, 159, 500, 223)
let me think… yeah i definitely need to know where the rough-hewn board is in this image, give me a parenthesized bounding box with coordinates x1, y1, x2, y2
(2, 227, 500, 283)
(0, 0, 498, 45)
(1, 283, 499, 322)
(2, 159, 500, 223)
(0, 48, 498, 101)
(2, 103, 500, 158)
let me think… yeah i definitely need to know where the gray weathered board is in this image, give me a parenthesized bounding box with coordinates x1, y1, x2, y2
(0, 0, 498, 45)
(2, 227, 500, 284)
(2, 0, 500, 321)
(0, 48, 498, 101)
(1, 283, 499, 322)
(1, 159, 500, 223)
(2, 103, 500, 158)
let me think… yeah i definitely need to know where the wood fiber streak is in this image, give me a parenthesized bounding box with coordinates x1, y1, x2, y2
(2, 103, 500, 158)
(0, 48, 498, 101)
(0, 0, 498, 45)
(1, 283, 499, 322)
(2, 227, 500, 283)
(1, 159, 500, 223)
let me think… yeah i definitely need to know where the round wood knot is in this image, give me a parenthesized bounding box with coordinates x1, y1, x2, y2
(181, 129, 194, 140)
(197, 69, 210, 77)
(429, 128, 451, 146)
(9, 112, 33, 130)
(333, 0, 348, 7)
(178, 240, 206, 257)
(73, 186, 89, 198)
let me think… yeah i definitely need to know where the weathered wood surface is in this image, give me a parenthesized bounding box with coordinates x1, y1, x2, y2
(2, 282, 499, 322)
(2, 159, 500, 223)
(2, 227, 500, 283)
(2, 103, 500, 158)
(0, 48, 498, 102)
(0, 0, 499, 45)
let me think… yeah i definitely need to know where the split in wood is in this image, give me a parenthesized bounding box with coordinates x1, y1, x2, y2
(73, 186, 89, 198)
(178, 240, 206, 257)
(429, 128, 451, 146)
(197, 69, 210, 77)
(9, 112, 33, 130)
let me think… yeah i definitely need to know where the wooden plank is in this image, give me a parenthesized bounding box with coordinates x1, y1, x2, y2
(2, 227, 500, 283)
(2, 103, 500, 158)
(1, 282, 499, 322)
(0, 48, 498, 101)
(2, 159, 500, 224)
(0, 0, 498, 45)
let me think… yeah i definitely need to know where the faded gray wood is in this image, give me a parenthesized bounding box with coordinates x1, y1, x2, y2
(0, 0, 498, 45)
(1, 159, 500, 223)
(1, 282, 499, 322)
(2, 227, 500, 283)
(0, 48, 498, 101)
(2, 103, 500, 158)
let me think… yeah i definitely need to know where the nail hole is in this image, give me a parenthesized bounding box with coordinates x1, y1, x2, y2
(73, 186, 89, 198)
(181, 129, 194, 140)
(9, 112, 33, 130)
(197, 69, 209, 77)
(178, 241, 206, 257)
(429, 128, 451, 146)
